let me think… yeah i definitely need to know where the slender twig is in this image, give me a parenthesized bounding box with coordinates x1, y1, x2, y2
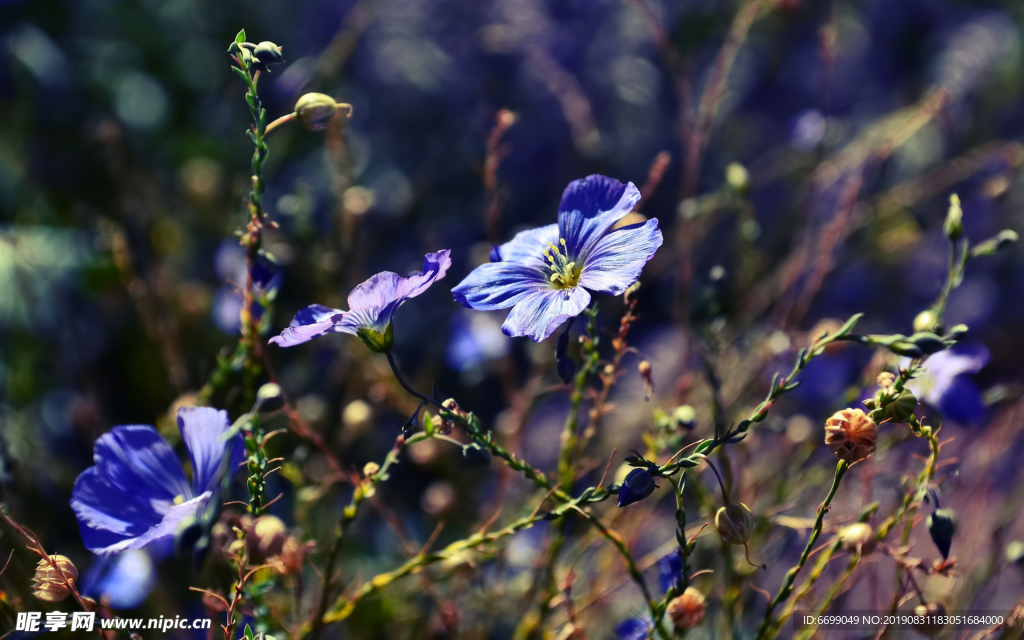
(756, 460, 850, 640)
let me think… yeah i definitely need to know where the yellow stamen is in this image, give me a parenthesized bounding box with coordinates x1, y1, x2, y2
(544, 237, 581, 289)
(173, 495, 185, 505)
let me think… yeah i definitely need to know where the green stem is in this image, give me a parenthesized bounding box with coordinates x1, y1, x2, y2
(756, 460, 849, 640)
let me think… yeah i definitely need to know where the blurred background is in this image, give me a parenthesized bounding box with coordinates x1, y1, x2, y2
(2, 0, 1024, 637)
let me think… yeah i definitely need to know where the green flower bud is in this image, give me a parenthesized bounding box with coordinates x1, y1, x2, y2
(944, 193, 963, 241)
(252, 41, 285, 66)
(725, 162, 750, 194)
(1005, 540, 1024, 567)
(913, 310, 939, 333)
(255, 382, 285, 413)
(672, 405, 697, 430)
(913, 603, 947, 636)
(246, 515, 289, 561)
(971, 229, 1019, 257)
(295, 93, 340, 131)
(357, 323, 394, 353)
(715, 502, 753, 545)
(838, 522, 876, 555)
(881, 389, 917, 424)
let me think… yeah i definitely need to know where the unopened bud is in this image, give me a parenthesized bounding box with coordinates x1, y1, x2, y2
(33, 555, 78, 602)
(362, 462, 380, 477)
(944, 193, 963, 241)
(247, 515, 289, 561)
(913, 310, 939, 334)
(252, 41, 285, 67)
(725, 162, 750, 194)
(971, 229, 1019, 257)
(927, 508, 956, 560)
(295, 93, 340, 131)
(876, 372, 895, 389)
(838, 522, 876, 555)
(255, 382, 285, 413)
(673, 405, 697, 430)
(715, 503, 754, 545)
(461, 443, 492, 466)
(638, 360, 654, 400)
(914, 603, 947, 636)
(667, 587, 706, 629)
(825, 408, 877, 464)
(1005, 540, 1024, 567)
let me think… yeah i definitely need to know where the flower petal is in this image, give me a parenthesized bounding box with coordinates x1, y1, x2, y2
(938, 377, 986, 424)
(332, 306, 393, 335)
(269, 304, 346, 347)
(578, 219, 663, 295)
(90, 494, 210, 558)
(394, 249, 452, 300)
(347, 250, 452, 311)
(71, 467, 164, 555)
(93, 426, 191, 503)
(452, 261, 550, 310)
(80, 550, 156, 610)
(557, 175, 640, 260)
(490, 224, 559, 267)
(178, 407, 242, 496)
(501, 287, 591, 342)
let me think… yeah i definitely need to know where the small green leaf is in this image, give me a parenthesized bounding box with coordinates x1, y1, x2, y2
(243, 624, 254, 640)
(236, 29, 247, 44)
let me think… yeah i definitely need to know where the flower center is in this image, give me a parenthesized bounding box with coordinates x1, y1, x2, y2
(545, 238, 581, 289)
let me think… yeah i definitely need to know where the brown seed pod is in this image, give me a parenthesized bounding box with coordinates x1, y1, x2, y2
(824, 408, 877, 463)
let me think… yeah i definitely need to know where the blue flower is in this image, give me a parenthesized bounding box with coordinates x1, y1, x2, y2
(657, 552, 683, 593)
(70, 407, 242, 558)
(615, 617, 652, 640)
(270, 250, 451, 352)
(452, 175, 662, 342)
(212, 240, 281, 335)
(445, 309, 509, 372)
(907, 344, 989, 424)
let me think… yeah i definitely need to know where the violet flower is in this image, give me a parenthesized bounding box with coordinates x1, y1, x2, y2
(452, 175, 663, 342)
(70, 407, 242, 558)
(270, 250, 451, 353)
(907, 344, 989, 424)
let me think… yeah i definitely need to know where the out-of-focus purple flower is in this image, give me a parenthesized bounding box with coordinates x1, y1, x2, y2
(212, 240, 281, 334)
(70, 408, 243, 558)
(790, 109, 827, 151)
(907, 344, 989, 424)
(658, 552, 683, 594)
(80, 550, 156, 609)
(452, 175, 662, 342)
(270, 250, 451, 352)
(615, 553, 680, 636)
(445, 309, 509, 372)
(615, 617, 651, 640)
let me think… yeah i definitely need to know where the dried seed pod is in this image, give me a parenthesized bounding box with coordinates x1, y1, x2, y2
(838, 522, 877, 555)
(715, 503, 754, 545)
(824, 408, 877, 464)
(667, 587, 706, 630)
(33, 555, 78, 602)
